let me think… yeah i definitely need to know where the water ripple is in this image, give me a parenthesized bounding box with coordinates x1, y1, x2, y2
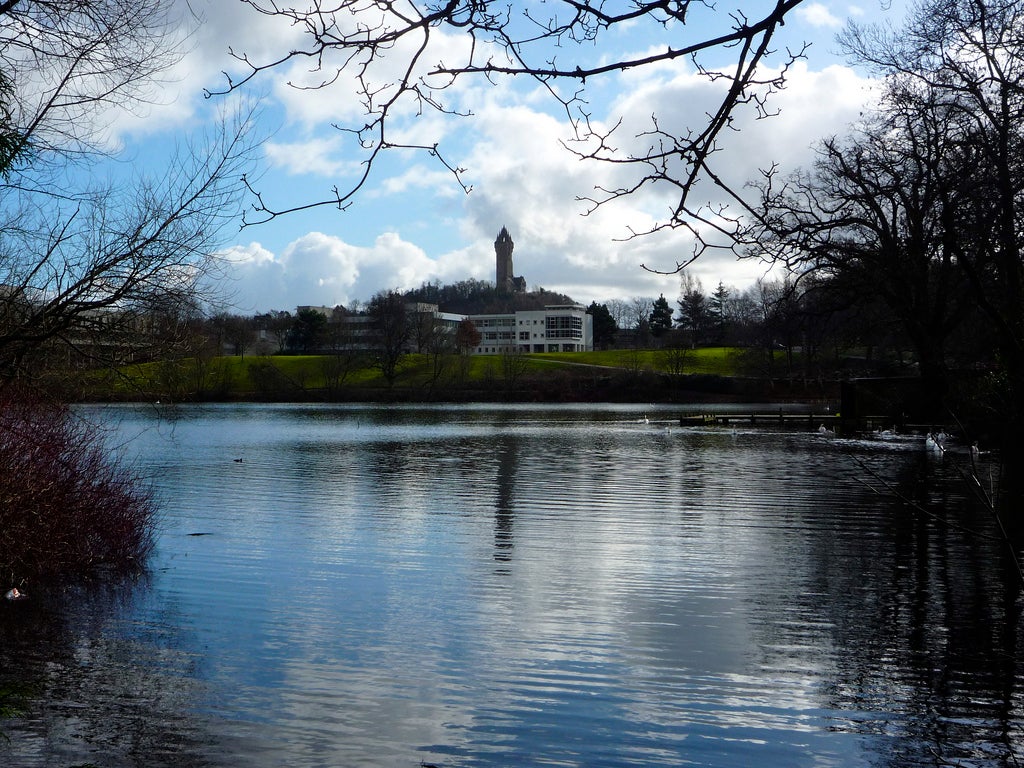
(1, 404, 1014, 768)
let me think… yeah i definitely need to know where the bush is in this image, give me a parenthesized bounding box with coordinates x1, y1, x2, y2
(0, 391, 156, 584)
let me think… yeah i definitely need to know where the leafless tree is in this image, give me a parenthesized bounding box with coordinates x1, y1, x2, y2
(368, 289, 411, 386)
(658, 330, 691, 377)
(837, 0, 1024, 442)
(627, 297, 654, 332)
(742, 0, 1024, 440)
(741, 86, 971, 407)
(0, 0, 179, 167)
(0, 1, 259, 383)
(0, 111, 257, 380)
(605, 298, 631, 332)
(259, 310, 294, 354)
(214, 0, 809, 261)
(499, 344, 528, 392)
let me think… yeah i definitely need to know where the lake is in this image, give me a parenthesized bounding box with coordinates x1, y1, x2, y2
(1, 402, 1020, 767)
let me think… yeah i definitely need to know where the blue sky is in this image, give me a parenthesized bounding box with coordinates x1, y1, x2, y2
(107, 0, 907, 314)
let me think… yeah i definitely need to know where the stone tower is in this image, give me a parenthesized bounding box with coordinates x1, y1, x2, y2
(495, 226, 514, 291)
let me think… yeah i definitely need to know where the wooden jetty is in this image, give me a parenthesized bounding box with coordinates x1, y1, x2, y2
(678, 412, 893, 430)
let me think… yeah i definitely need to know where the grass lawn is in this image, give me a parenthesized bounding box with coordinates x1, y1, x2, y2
(539, 347, 743, 376)
(87, 347, 751, 400)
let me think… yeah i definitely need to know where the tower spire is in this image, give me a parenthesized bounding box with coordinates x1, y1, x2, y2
(495, 226, 515, 291)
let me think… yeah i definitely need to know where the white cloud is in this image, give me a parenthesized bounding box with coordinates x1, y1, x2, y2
(268, 14, 487, 132)
(797, 3, 844, 28)
(222, 242, 276, 266)
(264, 137, 360, 178)
(222, 58, 876, 311)
(419, 59, 879, 305)
(371, 164, 463, 197)
(222, 232, 483, 312)
(105, 0, 301, 143)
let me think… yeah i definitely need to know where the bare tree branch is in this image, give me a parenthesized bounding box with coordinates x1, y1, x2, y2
(210, 0, 809, 233)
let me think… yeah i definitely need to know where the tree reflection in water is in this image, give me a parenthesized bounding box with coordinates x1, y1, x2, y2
(0, 404, 1021, 767)
(0, 574, 246, 768)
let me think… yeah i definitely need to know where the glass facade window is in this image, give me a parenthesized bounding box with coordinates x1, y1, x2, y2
(545, 314, 583, 340)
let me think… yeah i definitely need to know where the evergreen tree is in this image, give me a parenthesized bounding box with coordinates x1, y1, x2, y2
(649, 294, 674, 338)
(676, 277, 709, 347)
(287, 309, 328, 354)
(708, 282, 731, 343)
(587, 301, 618, 349)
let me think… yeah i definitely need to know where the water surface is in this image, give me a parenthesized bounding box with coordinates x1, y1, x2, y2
(0, 403, 1019, 767)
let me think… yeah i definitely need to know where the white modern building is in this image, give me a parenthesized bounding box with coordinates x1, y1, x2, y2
(472, 304, 593, 354)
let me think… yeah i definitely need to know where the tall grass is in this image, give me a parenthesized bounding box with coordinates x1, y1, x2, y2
(0, 390, 156, 585)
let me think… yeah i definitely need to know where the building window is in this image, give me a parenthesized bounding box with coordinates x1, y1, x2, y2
(545, 314, 583, 340)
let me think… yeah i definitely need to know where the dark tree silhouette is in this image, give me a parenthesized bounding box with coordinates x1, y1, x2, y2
(587, 301, 617, 350)
(649, 295, 674, 339)
(744, 0, 1024, 438)
(676, 274, 709, 347)
(368, 290, 411, 386)
(287, 309, 329, 354)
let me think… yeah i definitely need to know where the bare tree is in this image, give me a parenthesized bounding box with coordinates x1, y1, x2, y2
(658, 330, 691, 378)
(0, 1, 258, 383)
(0, 111, 257, 380)
(627, 297, 654, 332)
(259, 310, 294, 354)
(741, 88, 970, 409)
(424, 323, 455, 389)
(741, 0, 1024, 438)
(0, 0, 179, 166)
(223, 315, 257, 359)
(368, 290, 411, 386)
(214, 0, 809, 255)
(499, 344, 528, 393)
(454, 318, 480, 382)
(837, 0, 1024, 445)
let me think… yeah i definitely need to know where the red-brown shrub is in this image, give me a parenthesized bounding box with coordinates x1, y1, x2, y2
(0, 391, 156, 584)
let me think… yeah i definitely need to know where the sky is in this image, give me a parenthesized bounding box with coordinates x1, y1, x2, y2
(106, 0, 908, 315)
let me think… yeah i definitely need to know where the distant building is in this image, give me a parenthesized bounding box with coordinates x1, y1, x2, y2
(295, 305, 336, 318)
(472, 304, 593, 354)
(494, 226, 526, 293)
(304, 301, 593, 355)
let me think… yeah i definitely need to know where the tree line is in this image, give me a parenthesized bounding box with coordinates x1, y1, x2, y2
(736, 0, 1024, 451)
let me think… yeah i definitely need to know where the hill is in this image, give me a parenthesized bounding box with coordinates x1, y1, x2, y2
(403, 279, 578, 315)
